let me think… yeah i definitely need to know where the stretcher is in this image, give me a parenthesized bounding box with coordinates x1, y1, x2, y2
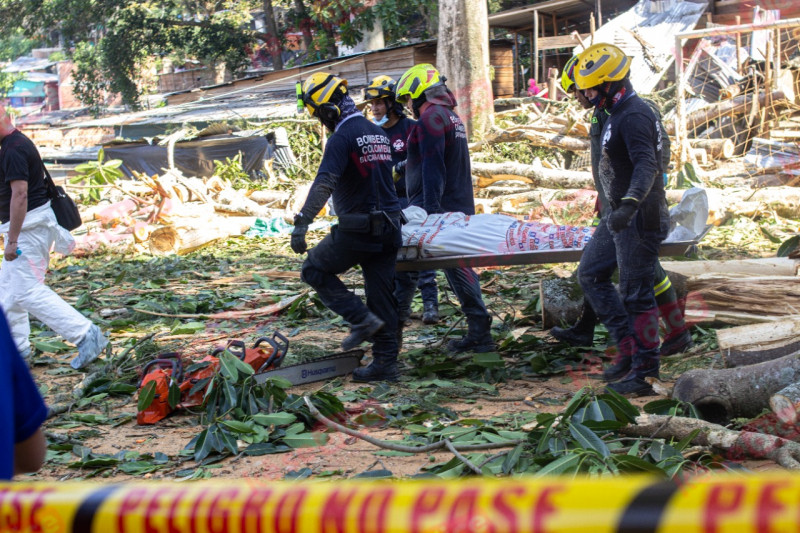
(395, 240, 698, 271)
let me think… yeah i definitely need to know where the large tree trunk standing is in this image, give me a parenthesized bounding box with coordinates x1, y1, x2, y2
(263, 0, 283, 70)
(436, 0, 493, 140)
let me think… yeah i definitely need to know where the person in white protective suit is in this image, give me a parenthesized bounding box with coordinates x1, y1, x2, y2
(0, 104, 108, 368)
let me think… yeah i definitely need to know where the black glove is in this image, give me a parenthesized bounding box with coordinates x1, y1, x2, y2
(608, 199, 638, 232)
(291, 214, 312, 254)
(392, 160, 407, 182)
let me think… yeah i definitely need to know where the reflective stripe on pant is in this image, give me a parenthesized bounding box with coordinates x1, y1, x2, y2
(0, 212, 91, 354)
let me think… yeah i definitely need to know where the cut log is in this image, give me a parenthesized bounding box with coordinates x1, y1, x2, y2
(539, 277, 583, 330)
(248, 189, 291, 207)
(468, 129, 590, 152)
(672, 353, 800, 424)
(148, 218, 254, 256)
(684, 276, 800, 323)
(660, 257, 800, 278)
(621, 414, 800, 469)
(770, 383, 800, 425)
(471, 161, 594, 190)
(717, 317, 800, 367)
(688, 138, 735, 160)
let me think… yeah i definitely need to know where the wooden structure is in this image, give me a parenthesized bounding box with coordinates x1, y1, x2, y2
(488, 0, 637, 95)
(166, 40, 515, 107)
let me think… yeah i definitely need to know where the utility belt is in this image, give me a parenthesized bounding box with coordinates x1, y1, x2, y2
(337, 210, 403, 237)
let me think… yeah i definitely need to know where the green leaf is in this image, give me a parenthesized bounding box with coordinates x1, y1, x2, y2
(283, 432, 328, 448)
(230, 353, 255, 376)
(220, 420, 255, 434)
(31, 339, 71, 353)
(610, 455, 666, 474)
(219, 351, 240, 381)
(171, 321, 206, 335)
(535, 454, 582, 476)
(471, 352, 505, 368)
(261, 376, 293, 389)
(568, 421, 610, 457)
(244, 443, 290, 456)
(193, 429, 212, 463)
(501, 444, 523, 475)
(562, 387, 590, 419)
(778, 235, 800, 257)
(648, 441, 681, 462)
(597, 390, 639, 423)
(673, 428, 701, 452)
(167, 382, 182, 409)
(119, 461, 161, 475)
(137, 381, 157, 412)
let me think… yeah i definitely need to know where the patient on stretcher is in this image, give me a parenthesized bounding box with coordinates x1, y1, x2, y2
(398, 188, 708, 261)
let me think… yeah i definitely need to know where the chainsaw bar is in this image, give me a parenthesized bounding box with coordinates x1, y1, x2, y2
(254, 349, 364, 386)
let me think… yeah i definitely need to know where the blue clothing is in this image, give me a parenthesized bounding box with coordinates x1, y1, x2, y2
(311, 116, 400, 216)
(405, 105, 474, 215)
(383, 116, 415, 198)
(0, 307, 47, 480)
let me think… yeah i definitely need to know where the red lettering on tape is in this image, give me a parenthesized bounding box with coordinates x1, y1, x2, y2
(117, 488, 147, 532)
(166, 488, 190, 533)
(273, 488, 308, 533)
(320, 489, 357, 533)
(240, 488, 273, 533)
(756, 481, 789, 533)
(493, 486, 525, 533)
(704, 484, 745, 533)
(532, 486, 563, 533)
(358, 487, 393, 533)
(207, 488, 238, 533)
(447, 489, 480, 533)
(410, 487, 445, 533)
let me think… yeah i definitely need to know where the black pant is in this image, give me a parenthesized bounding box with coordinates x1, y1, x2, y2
(301, 226, 399, 358)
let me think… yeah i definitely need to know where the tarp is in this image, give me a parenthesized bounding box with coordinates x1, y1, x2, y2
(7, 79, 45, 98)
(103, 134, 270, 179)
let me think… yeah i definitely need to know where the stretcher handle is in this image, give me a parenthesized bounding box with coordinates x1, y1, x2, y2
(253, 336, 282, 372)
(138, 353, 182, 388)
(211, 340, 246, 360)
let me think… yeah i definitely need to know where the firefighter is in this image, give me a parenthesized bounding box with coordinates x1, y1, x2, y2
(291, 73, 403, 382)
(363, 75, 440, 328)
(394, 64, 495, 353)
(553, 55, 694, 358)
(573, 43, 670, 396)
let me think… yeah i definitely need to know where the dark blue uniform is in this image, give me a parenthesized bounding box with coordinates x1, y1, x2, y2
(300, 115, 402, 360)
(578, 94, 669, 379)
(383, 116, 415, 203)
(399, 104, 492, 345)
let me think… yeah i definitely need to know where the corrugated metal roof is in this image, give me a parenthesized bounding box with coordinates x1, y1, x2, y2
(2, 56, 57, 73)
(573, 0, 708, 93)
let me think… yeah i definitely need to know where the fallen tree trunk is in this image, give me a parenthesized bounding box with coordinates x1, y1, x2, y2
(621, 414, 800, 469)
(717, 316, 800, 367)
(660, 257, 800, 278)
(672, 353, 800, 424)
(471, 161, 593, 189)
(469, 129, 589, 152)
(770, 383, 800, 425)
(539, 278, 583, 330)
(665, 90, 790, 136)
(688, 138, 735, 160)
(685, 276, 800, 323)
(148, 218, 254, 255)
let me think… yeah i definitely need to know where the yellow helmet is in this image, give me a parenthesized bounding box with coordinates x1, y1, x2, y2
(574, 43, 631, 90)
(395, 64, 441, 104)
(364, 75, 396, 101)
(560, 55, 580, 94)
(300, 72, 348, 117)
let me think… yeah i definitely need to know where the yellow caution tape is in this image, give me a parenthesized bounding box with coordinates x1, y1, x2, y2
(1, 473, 799, 532)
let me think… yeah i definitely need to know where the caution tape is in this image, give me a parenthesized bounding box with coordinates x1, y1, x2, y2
(1, 473, 799, 532)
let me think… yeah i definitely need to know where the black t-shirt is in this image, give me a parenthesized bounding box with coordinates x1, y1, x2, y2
(405, 105, 474, 215)
(0, 130, 49, 223)
(382, 116, 415, 195)
(316, 115, 400, 215)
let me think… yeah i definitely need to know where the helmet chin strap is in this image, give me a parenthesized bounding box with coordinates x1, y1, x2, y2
(411, 93, 427, 119)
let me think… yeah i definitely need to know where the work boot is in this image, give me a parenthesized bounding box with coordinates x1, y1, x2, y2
(602, 336, 637, 383)
(352, 355, 399, 383)
(660, 329, 693, 356)
(606, 370, 658, 397)
(342, 313, 385, 351)
(422, 300, 440, 325)
(71, 325, 109, 370)
(447, 315, 495, 354)
(550, 302, 596, 347)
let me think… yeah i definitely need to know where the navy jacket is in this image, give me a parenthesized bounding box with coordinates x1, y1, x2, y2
(405, 105, 474, 215)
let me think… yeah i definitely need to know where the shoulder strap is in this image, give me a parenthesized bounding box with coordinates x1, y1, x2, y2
(41, 163, 59, 198)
